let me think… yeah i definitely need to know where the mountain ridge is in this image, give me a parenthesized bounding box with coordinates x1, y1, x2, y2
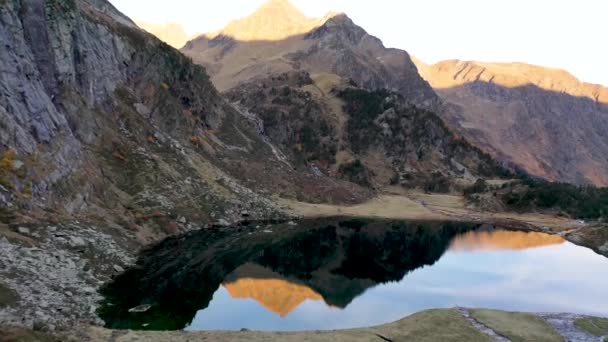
(180, 0, 608, 186)
(415, 58, 608, 186)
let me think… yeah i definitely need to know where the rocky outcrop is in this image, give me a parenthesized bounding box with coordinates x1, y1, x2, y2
(181, 0, 438, 109)
(225, 71, 507, 191)
(415, 59, 608, 186)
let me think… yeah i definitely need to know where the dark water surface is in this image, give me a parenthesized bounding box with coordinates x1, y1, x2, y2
(99, 218, 608, 331)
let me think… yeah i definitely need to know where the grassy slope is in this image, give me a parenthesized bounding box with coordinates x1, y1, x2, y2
(574, 317, 608, 336)
(470, 309, 564, 342)
(83, 309, 491, 342)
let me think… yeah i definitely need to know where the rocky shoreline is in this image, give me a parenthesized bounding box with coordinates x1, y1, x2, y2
(1, 214, 606, 336)
(0, 223, 136, 331)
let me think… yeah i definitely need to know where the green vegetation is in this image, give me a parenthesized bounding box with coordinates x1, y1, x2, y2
(45, 0, 76, 19)
(574, 317, 608, 336)
(0, 282, 19, 308)
(423, 172, 451, 193)
(502, 177, 608, 220)
(337, 87, 510, 179)
(470, 309, 563, 342)
(337, 160, 370, 187)
(464, 179, 489, 196)
(380, 309, 491, 342)
(338, 88, 388, 152)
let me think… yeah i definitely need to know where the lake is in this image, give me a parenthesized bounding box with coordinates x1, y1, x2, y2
(98, 218, 608, 331)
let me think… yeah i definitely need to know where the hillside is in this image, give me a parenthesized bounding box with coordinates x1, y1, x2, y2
(415, 59, 608, 186)
(181, 0, 438, 109)
(224, 71, 506, 191)
(181, 0, 608, 187)
(1, 0, 607, 337)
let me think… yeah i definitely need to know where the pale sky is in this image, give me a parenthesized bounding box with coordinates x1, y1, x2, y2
(109, 0, 608, 85)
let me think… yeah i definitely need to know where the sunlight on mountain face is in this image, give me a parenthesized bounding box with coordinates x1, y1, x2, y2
(449, 230, 565, 252)
(223, 278, 324, 317)
(203, 0, 338, 41)
(135, 21, 193, 48)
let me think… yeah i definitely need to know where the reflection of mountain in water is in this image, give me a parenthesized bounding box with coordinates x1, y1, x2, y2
(450, 230, 565, 251)
(99, 218, 480, 330)
(223, 263, 324, 317)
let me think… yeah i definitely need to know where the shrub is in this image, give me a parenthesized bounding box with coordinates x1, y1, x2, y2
(338, 160, 371, 187)
(502, 177, 608, 220)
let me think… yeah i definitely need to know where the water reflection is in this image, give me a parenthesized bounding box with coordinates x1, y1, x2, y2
(223, 264, 324, 317)
(98, 219, 608, 331)
(449, 229, 565, 251)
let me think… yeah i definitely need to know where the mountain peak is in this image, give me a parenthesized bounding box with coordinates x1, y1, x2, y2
(206, 0, 327, 41)
(255, 0, 307, 19)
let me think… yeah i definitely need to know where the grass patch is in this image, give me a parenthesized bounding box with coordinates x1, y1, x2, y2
(0, 282, 19, 308)
(470, 309, 563, 342)
(379, 309, 491, 341)
(0, 326, 60, 342)
(574, 317, 608, 336)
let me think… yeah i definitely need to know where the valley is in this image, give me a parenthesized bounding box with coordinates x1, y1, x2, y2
(0, 0, 607, 341)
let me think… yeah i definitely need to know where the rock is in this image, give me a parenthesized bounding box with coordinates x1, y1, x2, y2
(128, 304, 152, 313)
(217, 219, 230, 227)
(177, 216, 187, 224)
(12, 160, 24, 170)
(69, 237, 86, 248)
(82, 287, 96, 294)
(287, 221, 297, 226)
(263, 230, 273, 233)
(113, 265, 125, 273)
(241, 210, 250, 217)
(17, 227, 31, 235)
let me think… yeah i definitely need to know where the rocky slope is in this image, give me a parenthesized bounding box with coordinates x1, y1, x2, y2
(0, 0, 367, 331)
(415, 59, 608, 186)
(181, 0, 608, 187)
(224, 70, 507, 191)
(181, 0, 438, 109)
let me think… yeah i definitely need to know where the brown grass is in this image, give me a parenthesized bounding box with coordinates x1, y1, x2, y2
(470, 309, 563, 342)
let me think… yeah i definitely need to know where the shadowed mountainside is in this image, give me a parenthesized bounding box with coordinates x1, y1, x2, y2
(181, 0, 438, 109)
(415, 60, 608, 186)
(180, 0, 608, 187)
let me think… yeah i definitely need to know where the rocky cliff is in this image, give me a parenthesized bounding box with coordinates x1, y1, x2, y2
(415, 59, 608, 186)
(225, 70, 507, 191)
(0, 0, 281, 232)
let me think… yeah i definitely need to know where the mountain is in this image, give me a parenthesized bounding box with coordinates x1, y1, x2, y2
(415, 59, 608, 186)
(181, 0, 438, 108)
(183, 0, 608, 187)
(1, 0, 380, 240)
(135, 20, 193, 49)
(224, 71, 506, 190)
(182, 0, 505, 191)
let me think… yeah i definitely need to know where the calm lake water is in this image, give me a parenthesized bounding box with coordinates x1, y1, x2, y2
(99, 218, 608, 331)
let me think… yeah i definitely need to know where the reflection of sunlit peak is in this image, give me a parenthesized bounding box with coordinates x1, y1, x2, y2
(449, 230, 565, 252)
(222, 263, 324, 317)
(223, 278, 323, 317)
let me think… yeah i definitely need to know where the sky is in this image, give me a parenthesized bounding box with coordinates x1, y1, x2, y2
(109, 0, 608, 85)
